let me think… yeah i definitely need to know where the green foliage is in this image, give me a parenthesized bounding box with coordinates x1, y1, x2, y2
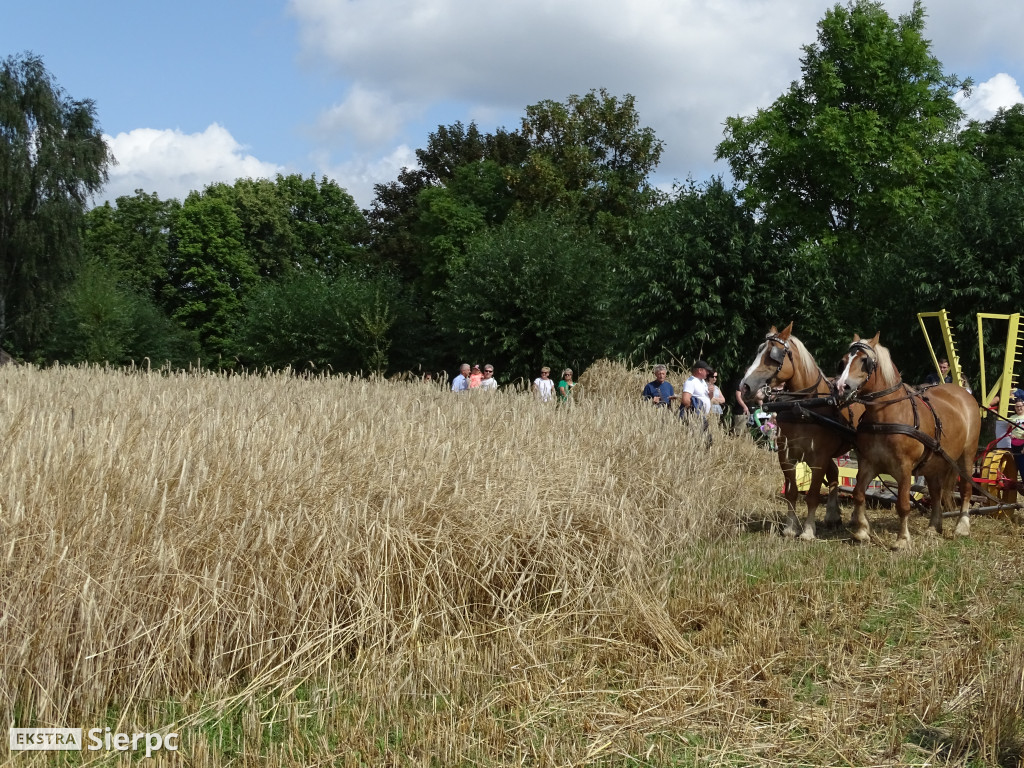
(236, 269, 402, 374)
(439, 214, 621, 381)
(204, 174, 369, 279)
(83, 191, 179, 297)
(959, 103, 1024, 177)
(717, 0, 967, 246)
(165, 193, 257, 361)
(513, 89, 664, 244)
(626, 179, 773, 376)
(715, 0, 974, 355)
(0, 52, 113, 352)
(45, 260, 195, 366)
(893, 155, 1024, 379)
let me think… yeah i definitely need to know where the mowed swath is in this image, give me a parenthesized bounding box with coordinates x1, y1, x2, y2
(0, 362, 773, 724)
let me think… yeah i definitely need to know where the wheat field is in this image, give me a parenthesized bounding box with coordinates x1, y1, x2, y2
(1, 360, 1022, 767)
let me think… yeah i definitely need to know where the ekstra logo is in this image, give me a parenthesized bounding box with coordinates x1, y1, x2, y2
(9, 728, 82, 750)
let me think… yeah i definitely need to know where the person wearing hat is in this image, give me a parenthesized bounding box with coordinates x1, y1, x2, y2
(679, 360, 712, 415)
(680, 360, 714, 445)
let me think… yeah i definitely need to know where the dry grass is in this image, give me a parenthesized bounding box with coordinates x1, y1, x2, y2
(0, 360, 1023, 766)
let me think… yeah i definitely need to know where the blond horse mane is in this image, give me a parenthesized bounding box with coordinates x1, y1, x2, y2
(783, 334, 822, 385)
(869, 341, 901, 389)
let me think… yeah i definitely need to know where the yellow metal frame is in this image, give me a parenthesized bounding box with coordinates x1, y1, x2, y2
(976, 312, 1022, 419)
(917, 309, 963, 389)
(917, 310, 1023, 418)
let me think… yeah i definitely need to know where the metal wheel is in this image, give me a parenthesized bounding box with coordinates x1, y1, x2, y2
(980, 449, 1018, 508)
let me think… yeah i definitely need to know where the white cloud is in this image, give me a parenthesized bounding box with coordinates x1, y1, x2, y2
(289, 0, 820, 186)
(958, 73, 1024, 122)
(315, 144, 418, 211)
(287, 0, 1024, 195)
(313, 86, 415, 149)
(100, 124, 284, 204)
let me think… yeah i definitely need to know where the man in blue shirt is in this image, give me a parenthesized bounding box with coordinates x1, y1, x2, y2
(642, 364, 675, 407)
(451, 363, 471, 392)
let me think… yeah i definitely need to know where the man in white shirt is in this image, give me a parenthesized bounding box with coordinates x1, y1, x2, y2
(680, 359, 713, 444)
(451, 363, 471, 392)
(680, 360, 711, 413)
(478, 364, 498, 390)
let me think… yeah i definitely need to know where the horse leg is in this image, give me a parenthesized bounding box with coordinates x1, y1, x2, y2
(822, 458, 842, 528)
(953, 456, 973, 537)
(799, 463, 828, 541)
(923, 470, 946, 537)
(780, 463, 801, 538)
(893, 473, 914, 550)
(849, 463, 874, 544)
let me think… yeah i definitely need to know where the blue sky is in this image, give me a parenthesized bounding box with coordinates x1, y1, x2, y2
(4, 0, 1023, 209)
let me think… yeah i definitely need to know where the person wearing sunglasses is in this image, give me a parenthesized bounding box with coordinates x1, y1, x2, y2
(478, 364, 498, 391)
(706, 370, 726, 424)
(557, 368, 575, 404)
(532, 367, 555, 402)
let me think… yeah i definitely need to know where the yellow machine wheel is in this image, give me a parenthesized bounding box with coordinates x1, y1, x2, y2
(980, 449, 1018, 508)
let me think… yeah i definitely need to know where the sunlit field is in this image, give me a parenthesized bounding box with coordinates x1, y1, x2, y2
(1, 361, 1022, 766)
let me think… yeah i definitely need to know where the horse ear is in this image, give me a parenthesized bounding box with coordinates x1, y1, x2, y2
(779, 321, 793, 339)
(870, 332, 880, 344)
(768, 325, 778, 335)
(852, 333, 861, 342)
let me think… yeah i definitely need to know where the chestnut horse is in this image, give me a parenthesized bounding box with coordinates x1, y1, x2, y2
(835, 334, 981, 548)
(740, 323, 861, 540)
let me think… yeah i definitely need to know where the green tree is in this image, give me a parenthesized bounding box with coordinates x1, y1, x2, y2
(205, 174, 369, 279)
(438, 214, 621, 382)
(83, 190, 178, 297)
(513, 89, 664, 243)
(236, 268, 402, 374)
(715, 0, 969, 345)
(164, 193, 256, 360)
(718, 0, 967, 243)
(627, 179, 777, 376)
(0, 52, 113, 352)
(275, 174, 369, 276)
(367, 122, 524, 282)
(892, 154, 1024, 379)
(958, 103, 1024, 177)
(45, 259, 195, 366)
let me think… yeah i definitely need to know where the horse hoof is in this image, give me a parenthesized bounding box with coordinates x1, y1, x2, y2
(892, 537, 911, 551)
(954, 521, 970, 537)
(782, 528, 798, 539)
(923, 528, 941, 539)
(799, 531, 816, 542)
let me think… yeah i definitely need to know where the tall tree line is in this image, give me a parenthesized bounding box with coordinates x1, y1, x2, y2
(4, 1, 1024, 384)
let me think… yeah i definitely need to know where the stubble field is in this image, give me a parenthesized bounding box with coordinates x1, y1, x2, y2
(0, 360, 1022, 767)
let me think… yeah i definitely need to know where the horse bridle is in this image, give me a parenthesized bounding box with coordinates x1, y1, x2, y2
(844, 340, 903, 401)
(763, 334, 792, 381)
(847, 340, 877, 377)
(762, 333, 827, 399)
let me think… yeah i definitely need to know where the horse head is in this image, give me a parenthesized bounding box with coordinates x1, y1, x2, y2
(740, 322, 807, 401)
(835, 332, 886, 400)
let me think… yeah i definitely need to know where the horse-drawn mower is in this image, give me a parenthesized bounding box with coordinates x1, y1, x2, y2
(786, 309, 1024, 520)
